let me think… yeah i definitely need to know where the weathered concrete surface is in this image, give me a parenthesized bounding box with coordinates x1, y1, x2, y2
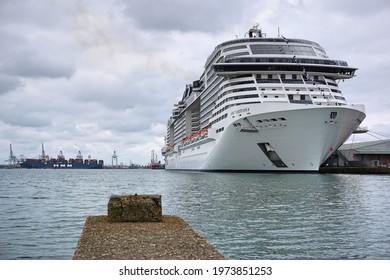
(73, 215, 225, 260)
(108, 194, 162, 222)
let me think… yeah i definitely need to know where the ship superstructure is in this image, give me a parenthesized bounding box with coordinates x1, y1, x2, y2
(162, 25, 366, 171)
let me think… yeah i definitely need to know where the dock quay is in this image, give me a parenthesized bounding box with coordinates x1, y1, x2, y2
(73, 195, 225, 260)
(319, 167, 390, 174)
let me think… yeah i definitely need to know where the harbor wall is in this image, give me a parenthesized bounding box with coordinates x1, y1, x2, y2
(319, 167, 390, 174)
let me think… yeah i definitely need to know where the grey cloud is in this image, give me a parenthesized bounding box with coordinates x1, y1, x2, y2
(315, 0, 390, 16)
(123, 0, 250, 32)
(0, 74, 21, 95)
(3, 49, 76, 79)
(0, 32, 76, 80)
(1, 112, 51, 128)
(0, 0, 72, 29)
(0, 0, 78, 82)
(73, 67, 180, 112)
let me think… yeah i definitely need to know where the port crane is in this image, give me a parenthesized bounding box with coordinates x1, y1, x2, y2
(7, 144, 18, 165)
(112, 151, 118, 167)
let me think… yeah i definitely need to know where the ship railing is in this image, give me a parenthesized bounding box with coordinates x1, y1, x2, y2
(221, 57, 348, 67)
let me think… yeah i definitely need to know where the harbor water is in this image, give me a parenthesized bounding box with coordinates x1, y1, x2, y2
(0, 169, 389, 260)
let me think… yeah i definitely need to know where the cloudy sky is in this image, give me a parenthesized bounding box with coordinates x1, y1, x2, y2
(1, 0, 389, 165)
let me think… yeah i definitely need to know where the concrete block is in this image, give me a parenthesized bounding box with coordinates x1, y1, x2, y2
(108, 194, 162, 222)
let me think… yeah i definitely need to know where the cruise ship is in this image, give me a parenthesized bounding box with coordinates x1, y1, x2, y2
(162, 25, 366, 171)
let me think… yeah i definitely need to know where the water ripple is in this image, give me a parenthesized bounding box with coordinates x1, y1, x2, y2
(0, 169, 389, 259)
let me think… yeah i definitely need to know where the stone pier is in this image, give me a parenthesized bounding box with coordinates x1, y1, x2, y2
(73, 194, 225, 260)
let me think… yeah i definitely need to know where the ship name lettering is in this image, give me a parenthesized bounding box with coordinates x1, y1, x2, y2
(231, 108, 250, 116)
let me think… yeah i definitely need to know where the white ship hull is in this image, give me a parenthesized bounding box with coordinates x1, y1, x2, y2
(165, 103, 365, 171)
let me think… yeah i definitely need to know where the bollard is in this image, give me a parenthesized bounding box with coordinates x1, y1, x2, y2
(108, 194, 162, 222)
